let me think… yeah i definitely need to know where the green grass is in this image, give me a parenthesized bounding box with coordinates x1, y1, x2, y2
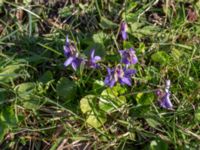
(0, 0, 200, 149)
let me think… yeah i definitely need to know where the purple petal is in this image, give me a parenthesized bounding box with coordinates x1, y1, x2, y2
(120, 77, 131, 86)
(118, 79, 124, 85)
(120, 51, 130, 65)
(121, 57, 129, 65)
(118, 50, 125, 55)
(129, 48, 135, 52)
(109, 79, 116, 87)
(71, 59, 81, 70)
(104, 76, 116, 87)
(121, 22, 126, 30)
(120, 22, 128, 40)
(121, 31, 127, 40)
(90, 49, 95, 58)
(93, 56, 101, 62)
(89, 63, 98, 69)
(73, 57, 83, 70)
(131, 56, 138, 64)
(65, 35, 69, 45)
(64, 46, 71, 57)
(160, 93, 173, 109)
(166, 80, 170, 89)
(64, 45, 70, 52)
(72, 62, 78, 70)
(107, 68, 111, 75)
(104, 76, 110, 85)
(64, 57, 74, 67)
(124, 69, 137, 76)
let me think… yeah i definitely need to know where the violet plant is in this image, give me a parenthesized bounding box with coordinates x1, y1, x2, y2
(63, 22, 172, 110)
(64, 35, 101, 71)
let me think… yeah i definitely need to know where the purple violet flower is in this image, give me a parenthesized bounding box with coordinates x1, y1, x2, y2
(104, 64, 136, 87)
(87, 49, 101, 68)
(63, 35, 77, 57)
(157, 80, 173, 109)
(63, 35, 83, 70)
(119, 48, 138, 65)
(121, 21, 128, 40)
(64, 53, 83, 71)
(160, 92, 173, 109)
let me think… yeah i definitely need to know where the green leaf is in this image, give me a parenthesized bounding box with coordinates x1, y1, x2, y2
(130, 105, 150, 117)
(146, 118, 161, 128)
(14, 83, 44, 110)
(135, 92, 155, 105)
(99, 16, 118, 30)
(151, 51, 169, 65)
(140, 26, 159, 35)
(39, 71, 53, 84)
(0, 65, 22, 82)
(129, 22, 144, 32)
(0, 88, 8, 102)
(99, 95, 126, 113)
(0, 122, 7, 141)
(15, 82, 36, 98)
(86, 43, 105, 58)
(80, 95, 96, 114)
(112, 84, 127, 95)
(101, 88, 118, 98)
(129, 23, 160, 39)
(56, 77, 77, 100)
(123, 41, 133, 49)
(1, 106, 17, 127)
(122, 13, 138, 23)
(86, 112, 106, 128)
(84, 32, 107, 58)
(23, 0, 31, 5)
(99, 85, 127, 112)
(150, 139, 168, 150)
(23, 95, 43, 110)
(125, 1, 137, 13)
(105, 54, 120, 63)
(80, 95, 106, 128)
(100, 84, 127, 97)
(92, 80, 104, 93)
(138, 42, 146, 54)
(195, 107, 200, 122)
(171, 48, 182, 60)
(93, 32, 107, 44)
(59, 6, 73, 18)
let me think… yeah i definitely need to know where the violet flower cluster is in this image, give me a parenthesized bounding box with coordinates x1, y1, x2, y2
(104, 22, 138, 87)
(63, 22, 173, 110)
(63, 22, 137, 88)
(63, 36, 101, 70)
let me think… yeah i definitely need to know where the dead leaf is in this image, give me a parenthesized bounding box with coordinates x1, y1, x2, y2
(187, 7, 198, 22)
